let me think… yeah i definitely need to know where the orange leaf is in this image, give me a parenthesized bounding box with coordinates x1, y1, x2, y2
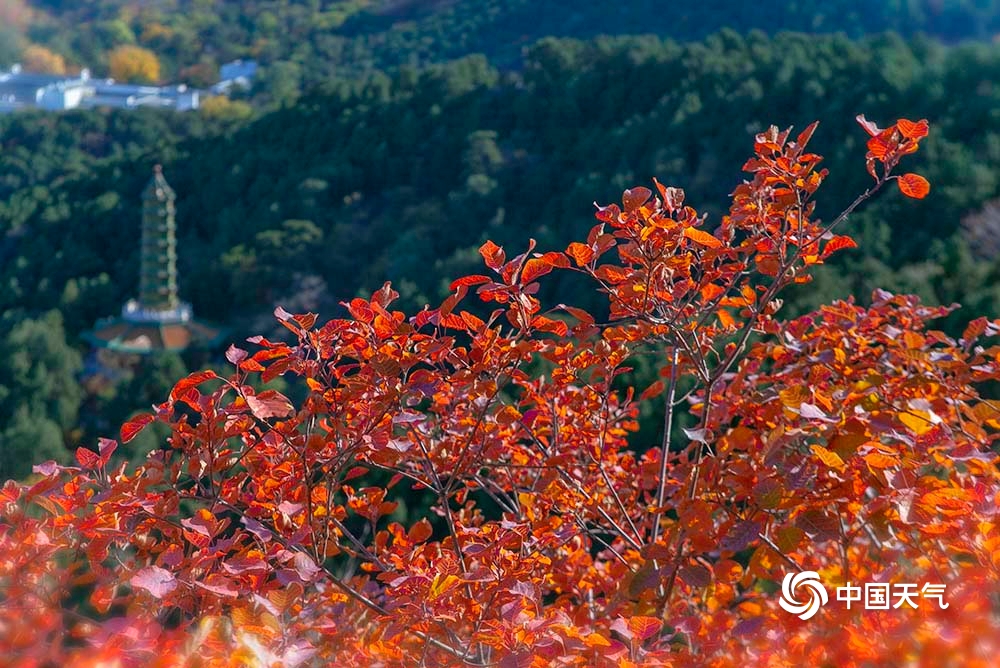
(640, 380, 665, 401)
(627, 616, 663, 641)
(896, 118, 929, 141)
(897, 173, 930, 199)
(864, 451, 899, 469)
(866, 134, 892, 160)
(683, 227, 723, 249)
(566, 242, 594, 267)
(717, 308, 736, 329)
(479, 240, 505, 271)
(700, 283, 726, 303)
(583, 633, 612, 648)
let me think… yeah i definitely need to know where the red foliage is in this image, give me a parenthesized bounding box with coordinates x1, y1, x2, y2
(1, 118, 997, 667)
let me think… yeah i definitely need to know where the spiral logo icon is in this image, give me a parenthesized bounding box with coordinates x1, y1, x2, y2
(779, 571, 828, 620)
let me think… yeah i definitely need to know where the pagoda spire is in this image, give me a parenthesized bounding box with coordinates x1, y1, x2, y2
(84, 165, 224, 354)
(139, 165, 180, 313)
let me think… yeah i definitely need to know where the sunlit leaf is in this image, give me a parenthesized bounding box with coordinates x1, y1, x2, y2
(897, 173, 930, 199)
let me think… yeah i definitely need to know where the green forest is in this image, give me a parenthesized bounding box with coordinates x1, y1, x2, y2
(1, 1, 1000, 479)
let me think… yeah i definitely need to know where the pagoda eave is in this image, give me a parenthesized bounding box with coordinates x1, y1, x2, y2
(84, 316, 226, 355)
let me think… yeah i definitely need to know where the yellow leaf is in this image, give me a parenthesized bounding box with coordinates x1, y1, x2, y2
(429, 573, 460, 600)
(810, 444, 846, 471)
(779, 386, 809, 408)
(584, 632, 612, 648)
(898, 410, 933, 435)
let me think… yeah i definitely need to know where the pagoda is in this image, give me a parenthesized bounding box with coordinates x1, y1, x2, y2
(85, 166, 224, 354)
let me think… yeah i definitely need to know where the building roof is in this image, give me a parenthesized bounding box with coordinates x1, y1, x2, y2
(84, 317, 226, 353)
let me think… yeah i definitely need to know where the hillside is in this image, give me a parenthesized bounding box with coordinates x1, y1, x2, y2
(2, 0, 999, 102)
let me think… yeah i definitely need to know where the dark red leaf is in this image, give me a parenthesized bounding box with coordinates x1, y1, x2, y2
(76, 446, 100, 469)
(622, 186, 651, 212)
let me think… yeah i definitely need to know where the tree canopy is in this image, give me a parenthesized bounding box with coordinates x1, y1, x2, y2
(1, 115, 997, 666)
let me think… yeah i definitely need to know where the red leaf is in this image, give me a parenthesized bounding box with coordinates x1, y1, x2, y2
(821, 235, 858, 258)
(120, 413, 154, 444)
(683, 227, 723, 249)
(170, 370, 219, 402)
(479, 240, 505, 271)
(627, 616, 663, 642)
(292, 312, 317, 330)
(559, 304, 595, 326)
(963, 317, 989, 344)
(539, 251, 570, 269)
(449, 275, 491, 290)
(622, 186, 651, 212)
(897, 173, 930, 199)
(131, 566, 178, 599)
(866, 134, 893, 160)
(76, 446, 100, 469)
(796, 509, 840, 541)
(347, 298, 374, 323)
(246, 390, 295, 419)
(97, 437, 117, 464)
(855, 114, 883, 137)
(521, 258, 553, 284)
(460, 311, 485, 331)
(530, 315, 568, 337)
(409, 518, 433, 543)
(640, 380, 665, 401)
(795, 121, 819, 147)
(896, 118, 929, 141)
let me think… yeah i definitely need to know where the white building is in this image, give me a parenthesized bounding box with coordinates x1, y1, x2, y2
(0, 64, 200, 112)
(0, 66, 93, 112)
(212, 59, 257, 94)
(85, 81, 199, 111)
